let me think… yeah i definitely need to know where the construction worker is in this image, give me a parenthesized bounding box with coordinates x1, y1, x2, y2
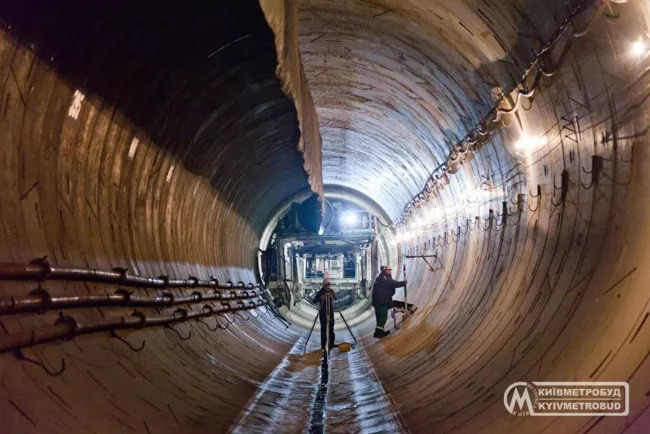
(312, 278, 336, 349)
(371, 265, 417, 338)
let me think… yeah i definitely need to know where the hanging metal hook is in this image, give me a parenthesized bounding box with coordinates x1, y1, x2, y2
(581, 155, 603, 189)
(196, 304, 219, 331)
(165, 324, 192, 340)
(612, 167, 633, 186)
(109, 330, 145, 352)
(215, 312, 230, 329)
(196, 317, 218, 331)
(14, 348, 66, 376)
(235, 310, 251, 321)
(460, 219, 470, 235)
(505, 197, 524, 227)
(496, 201, 508, 227)
(611, 145, 634, 186)
(551, 170, 569, 206)
(620, 143, 634, 163)
(469, 216, 479, 231)
(528, 185, 542, 212)
(165, 309, 192, 340)
(509, 194, 519, 206)
(509, 194, 525, 215)
(234, 301, 252, 321)
(483, 209, 494, 230)
(451, 226, 460, 242)
(219, 304, 236, 325)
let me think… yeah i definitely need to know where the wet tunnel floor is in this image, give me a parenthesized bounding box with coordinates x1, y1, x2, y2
(230, 331, 402, 433)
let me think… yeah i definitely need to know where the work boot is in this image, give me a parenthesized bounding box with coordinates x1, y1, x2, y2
(373, 329, 384, 338)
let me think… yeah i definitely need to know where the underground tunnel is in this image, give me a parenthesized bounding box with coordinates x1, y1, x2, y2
(0, 0, 649, 432)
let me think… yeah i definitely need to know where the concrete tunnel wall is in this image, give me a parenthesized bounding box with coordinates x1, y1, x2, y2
(299, 0, 650, 432)
(0, 1, 315, 432)
(0, 1, 649, 434)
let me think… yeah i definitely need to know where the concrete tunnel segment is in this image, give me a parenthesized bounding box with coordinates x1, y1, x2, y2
(0, 0, 649, 433)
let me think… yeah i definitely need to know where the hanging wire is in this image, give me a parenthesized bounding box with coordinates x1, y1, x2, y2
(396, 0, 626, 227)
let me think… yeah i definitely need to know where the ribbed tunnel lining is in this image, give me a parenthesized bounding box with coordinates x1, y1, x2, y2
(0, 0, 649, 432)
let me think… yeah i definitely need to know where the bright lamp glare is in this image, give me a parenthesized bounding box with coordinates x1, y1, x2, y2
(396, 230, 412, 243)
(515, 134, 547, 150)
(342, 212, 357, 226)
(465, 188, 494, 203)
(426, 208, 444, 222)
(632, 38, 646, 57)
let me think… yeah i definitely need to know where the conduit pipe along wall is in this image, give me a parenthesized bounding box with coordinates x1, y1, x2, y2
(0, 1, 322, 432)
(299, 0, 650, 432)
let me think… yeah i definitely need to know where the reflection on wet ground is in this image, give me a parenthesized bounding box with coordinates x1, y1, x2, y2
(230, 331, 402, 433)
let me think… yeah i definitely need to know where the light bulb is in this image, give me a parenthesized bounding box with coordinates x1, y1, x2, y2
(632, 37, 646, 58)
(342, 212, 357, 226)
(515, 134, 547, 151)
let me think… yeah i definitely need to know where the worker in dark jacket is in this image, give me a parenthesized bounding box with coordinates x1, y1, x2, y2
(312, 278, 336, 349)
(371, 265, 417, 338)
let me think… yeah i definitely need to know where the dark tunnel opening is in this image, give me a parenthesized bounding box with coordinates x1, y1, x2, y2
(0, 0, 649, 433)
(0, 0, 313, 235)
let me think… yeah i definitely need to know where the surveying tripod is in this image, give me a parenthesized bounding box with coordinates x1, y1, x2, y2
(303, 291, 357, 354)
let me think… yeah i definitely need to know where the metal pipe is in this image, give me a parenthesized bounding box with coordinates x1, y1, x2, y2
(0, 260, 260, 290)
(0, 288, 259, 315)
(0, 299, 264, 352)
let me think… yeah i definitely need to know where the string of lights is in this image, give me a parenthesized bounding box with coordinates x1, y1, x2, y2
(396, 0, 630, 228)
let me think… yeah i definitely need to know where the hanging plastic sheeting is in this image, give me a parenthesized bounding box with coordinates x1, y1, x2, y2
(259, 0, 325, 211)
(298, 193, 324, 234)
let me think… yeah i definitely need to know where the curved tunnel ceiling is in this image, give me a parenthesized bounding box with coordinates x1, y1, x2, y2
(299, 0, 650, 432)
(300, 0, 527, 218)
(0, 1, 319, 432)
(0, 0, 649, 433)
